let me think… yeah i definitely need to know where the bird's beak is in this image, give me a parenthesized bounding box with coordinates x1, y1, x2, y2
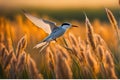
(71, 25, 78, 27)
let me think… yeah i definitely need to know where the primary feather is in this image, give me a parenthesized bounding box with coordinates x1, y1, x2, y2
(23, 11, 57, 34)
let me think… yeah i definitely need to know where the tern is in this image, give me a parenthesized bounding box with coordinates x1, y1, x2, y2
(23, 10, 78, 52)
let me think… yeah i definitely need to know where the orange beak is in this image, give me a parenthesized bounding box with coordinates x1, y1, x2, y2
(72, 25, 78, 27)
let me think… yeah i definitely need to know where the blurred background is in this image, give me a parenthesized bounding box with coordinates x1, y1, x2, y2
(0, 1, 120, 77)
(0, 0, 119, 22)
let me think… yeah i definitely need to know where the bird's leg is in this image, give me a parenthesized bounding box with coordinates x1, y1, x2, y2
(53, 38, 57, 42)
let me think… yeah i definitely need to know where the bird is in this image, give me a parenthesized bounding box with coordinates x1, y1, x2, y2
(23, 10, 78, 52)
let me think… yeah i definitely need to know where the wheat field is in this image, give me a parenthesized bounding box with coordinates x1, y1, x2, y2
(0, 8, 120, 79)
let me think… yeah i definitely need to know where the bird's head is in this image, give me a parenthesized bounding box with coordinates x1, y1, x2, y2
(61, 22, 78, 29)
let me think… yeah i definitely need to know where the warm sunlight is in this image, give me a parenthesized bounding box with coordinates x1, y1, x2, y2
(0, 0, 118, 9)
(0, 0, 119, 79)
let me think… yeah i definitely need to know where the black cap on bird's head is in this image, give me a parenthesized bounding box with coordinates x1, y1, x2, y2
(61, 22, 71, 26)
(61, 22, 78, 29)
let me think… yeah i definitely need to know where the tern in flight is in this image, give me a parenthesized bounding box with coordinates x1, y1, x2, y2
(23, 10, 78, 52)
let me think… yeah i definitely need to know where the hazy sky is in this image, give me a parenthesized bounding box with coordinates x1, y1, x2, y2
(0, 0, 119, 9)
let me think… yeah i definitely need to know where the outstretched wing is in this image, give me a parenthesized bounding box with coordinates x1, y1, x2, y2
(23, 10, 57, 34)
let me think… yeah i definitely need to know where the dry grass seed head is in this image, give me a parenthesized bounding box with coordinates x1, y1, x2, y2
(94, 34, 114, 61)
(68, 33, 78, 47)
(16, 35, 27, 58)
(101, 49, 117, 78)
(96, 45, 104, 61)
(105, 8, 120, 41)
(27, 54, 43, 79)
(104, 50, 114, 68)
(4, 51, 13, 70)
(16, 51, 26, 73)
(0, 43, 5, 57)
(78, 37, 86, 51)
(78, 37, 88, 64)
(63, 36, 72, 49)
(49, 42, 57, 57)
(94, 34, 108, 46)
(106, 68, 117, 79)
(85, 16, 96, 50)
(86, 44, 99, 74)
(9, 52, 17, 78)
(80, 65, 93, 78)
(55, 52, 72, 79)
(105, 8, 117, 29)
(46, 47, 55, 71)
(56, 44, 71, 65)
(2, 47, 9, 64)
(68, 33, 81, 56)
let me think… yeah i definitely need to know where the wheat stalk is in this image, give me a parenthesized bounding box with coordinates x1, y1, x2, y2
(16, 35, 27, 58)
(4, 51, 13, 70)
(85, 44, 99, 74)
(9, 53, 17, 78)
(0, 43, 5, 57)
(105, 8, 120, 42)
(46, 47, 55, 70)
(55, 52, 72, 79)
(1, 47, 9, 65)
(27, 54, 43, 79)
(68, 33, 81, 56)
(56, 44, 72, 64)
(85, 15, 96, 51)
(78, 37, 86, 51)
(16, 51, 26, 74)
(45, 47, 56, 78)
(103, 50, 117, 79)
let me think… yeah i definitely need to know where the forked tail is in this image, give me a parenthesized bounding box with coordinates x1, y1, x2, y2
(33, 41, 50, 53)
(33, 42, 47, 49)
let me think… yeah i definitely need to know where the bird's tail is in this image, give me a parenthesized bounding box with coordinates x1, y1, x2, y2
(33, 41, 50, 53)
(33, 42, 47, 49)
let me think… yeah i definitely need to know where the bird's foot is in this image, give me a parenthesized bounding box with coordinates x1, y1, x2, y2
(54, 39, 57, 42)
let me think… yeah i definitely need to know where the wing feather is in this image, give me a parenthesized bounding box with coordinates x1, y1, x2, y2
(23, 11, 57, 34)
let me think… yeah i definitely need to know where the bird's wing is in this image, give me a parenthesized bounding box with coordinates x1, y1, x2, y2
(23, 11, 57, 34)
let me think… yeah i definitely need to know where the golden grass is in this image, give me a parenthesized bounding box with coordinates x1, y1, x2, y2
(86, 15, 96, 51)
(0, 8, 119, 79)
(105, 8, 120, 41)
